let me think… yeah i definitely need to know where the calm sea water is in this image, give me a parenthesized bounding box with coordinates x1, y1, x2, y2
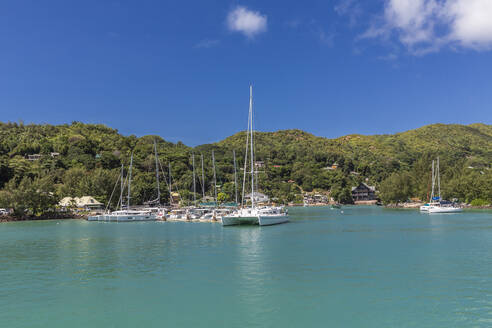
(1, 207, 492, 327)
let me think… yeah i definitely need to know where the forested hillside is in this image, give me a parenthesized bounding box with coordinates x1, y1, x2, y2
(0, 121, 490, 215)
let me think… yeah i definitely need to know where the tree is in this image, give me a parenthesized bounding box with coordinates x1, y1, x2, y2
(379, 172, 414, 204)
(0, 175, 58, 216)
(217, 192, 229, 204)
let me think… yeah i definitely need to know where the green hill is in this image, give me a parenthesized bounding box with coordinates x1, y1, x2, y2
(0, 121, 490, 215)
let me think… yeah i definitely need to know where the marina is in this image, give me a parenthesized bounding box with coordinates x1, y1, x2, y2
(87, 86, 290, 226)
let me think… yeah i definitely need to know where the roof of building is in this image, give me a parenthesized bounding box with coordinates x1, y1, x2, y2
(59, 196, 103, 207)
(351, 182, 376, 192)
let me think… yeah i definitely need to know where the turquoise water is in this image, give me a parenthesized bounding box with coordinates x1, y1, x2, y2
(1, 207, 492, 327)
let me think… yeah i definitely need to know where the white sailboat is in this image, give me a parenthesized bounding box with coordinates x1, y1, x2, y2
(88, 152, 157, 222)
(221, 86, 289, 226)
(420, 160, 440, 211)
(422, 157, 462, 214)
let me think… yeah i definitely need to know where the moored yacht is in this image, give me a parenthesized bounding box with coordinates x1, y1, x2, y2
(88, 152, 157, 222)
(428, 205, 463, 213)
(99, 209, 155, 222)
(167, 209, 189, 221)
(422, 157, 462, 214)
(221, 86, 289, 227)
(420, 160, 439, 212)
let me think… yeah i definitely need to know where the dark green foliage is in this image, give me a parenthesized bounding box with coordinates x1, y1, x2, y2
(379, 172, 414, 204)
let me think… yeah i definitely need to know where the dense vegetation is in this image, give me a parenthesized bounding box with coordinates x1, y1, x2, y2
(0, 121, 490, 216)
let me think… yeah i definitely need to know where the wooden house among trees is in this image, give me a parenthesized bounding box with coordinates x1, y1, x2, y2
(351, 183, 376, 202)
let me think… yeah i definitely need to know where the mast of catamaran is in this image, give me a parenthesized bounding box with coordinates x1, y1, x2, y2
(201, 154, 205, 199)
(249, 85, 255, 210)
(154, 140, 160, 205)
(212, 150, 217, 204)
(192, 153, 196, 204)
(127, 151, 133, 209)
(233, 150, 238, 205)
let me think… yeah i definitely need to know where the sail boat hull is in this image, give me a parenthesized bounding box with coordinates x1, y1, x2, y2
(221, 215, 259, 226)
(98, 212, 156, 222)
(259, 215, 289, 226)
(428, 207, 463, 213)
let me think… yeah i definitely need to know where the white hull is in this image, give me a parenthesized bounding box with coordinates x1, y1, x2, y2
(101, 214, 156, 222)
(221, 207, 289, 226)
(221, 216, 258, 226)
(420, 202, 441, 211)
(259, 215, 289, 226)
(167, 217, 189, 222)
(88, 211, 156, 222)
(428, 207, 463, 213)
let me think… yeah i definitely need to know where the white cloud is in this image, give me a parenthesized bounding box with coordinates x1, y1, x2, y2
(227, 6, 267, 38)
(363, 0, 492, 54)
(447, 0, 492, 49)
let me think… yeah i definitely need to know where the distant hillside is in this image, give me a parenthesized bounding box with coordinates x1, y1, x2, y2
(0, 121, 490, 215)
(210, 123, 491, 203)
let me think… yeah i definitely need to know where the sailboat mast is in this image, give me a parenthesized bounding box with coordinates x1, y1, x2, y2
(212, 150, 217, 204)
(241, 124, 250, 207)
(233, 149, 238, 205)
(192, 153, 196, 203)
(127, 151, 133, 209)
(154, 140, 160, 204)
(169, 163, 172, 206)
(430, 160, 435, 201)
(249, 85, 254, 209)
(201, 154, 205, 199)
(120, 163, 124, 210)
(437, 157, 441, 200)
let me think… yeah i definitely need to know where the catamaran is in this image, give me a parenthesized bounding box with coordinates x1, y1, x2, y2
(221, 86, 289, 226)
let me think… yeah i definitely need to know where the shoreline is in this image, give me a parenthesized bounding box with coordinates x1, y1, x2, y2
(0, 213, 87, 223)
(1, 205, 491, 223)
(384, 204, 492, 210)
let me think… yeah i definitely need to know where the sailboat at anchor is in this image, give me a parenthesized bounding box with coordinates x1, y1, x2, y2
(221, 86, 289, 226)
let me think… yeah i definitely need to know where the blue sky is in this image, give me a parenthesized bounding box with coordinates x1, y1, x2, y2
(1, 0, 491, 145)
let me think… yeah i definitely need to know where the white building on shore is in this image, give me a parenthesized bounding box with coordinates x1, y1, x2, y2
(59, 196, 104, 211)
